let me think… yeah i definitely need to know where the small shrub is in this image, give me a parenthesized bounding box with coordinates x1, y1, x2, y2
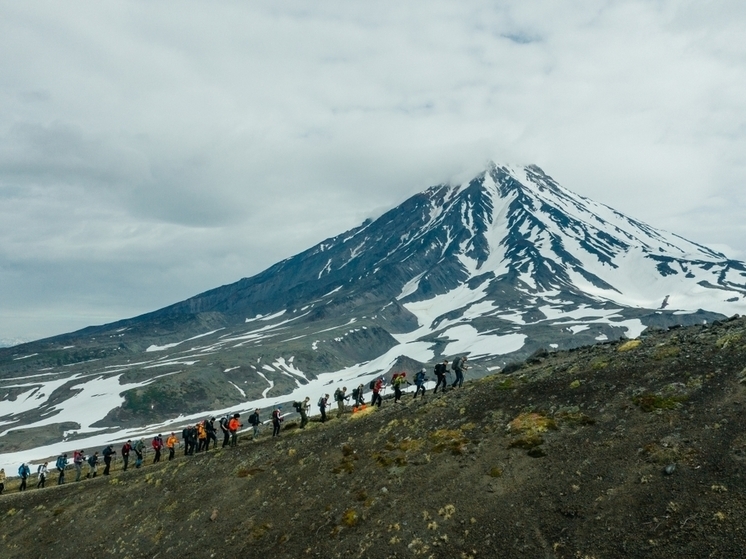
(341, 508, 359, 527)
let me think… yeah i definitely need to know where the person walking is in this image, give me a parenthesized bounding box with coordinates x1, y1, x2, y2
(318, 394, 329, 422)
(271, 406, 283, 437)
(228, 413, 242, 447)
(36, 462, 48, 488)
(87, 452, 98, 478)
(18, 463, 30, 491)
(121, 440, 132, 472)
(371, 377, 384, 407)
(392, 373, 410, 403)
(299, 397, 310, 428)
(248, 409, 261, 439)
(152, 435, 163, 463)
(166, 433, 179, 460)
(73, 449, 85, 481)
(219, 415, 231, 448)
(433, 359, 449, 394)
(0, 468, 5, 495)
(55, 453, 68, 485)
(206, 417, 218, 450)
(352, 384, 365, 408)
(335, 387, 349, 418)
(133, 439, 145, 468)
(451, 355, 468, 388)
(413, 369, 427, 400)
(102, 445, 115, 475)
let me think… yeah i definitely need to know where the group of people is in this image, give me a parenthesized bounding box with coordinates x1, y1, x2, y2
(3, 355, 469, 494)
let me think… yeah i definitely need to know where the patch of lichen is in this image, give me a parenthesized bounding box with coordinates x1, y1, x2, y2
(653, 345, 680, 360)
(618, 339, 642, 352)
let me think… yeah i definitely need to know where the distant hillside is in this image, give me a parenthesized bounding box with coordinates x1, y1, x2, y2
(2, 316, 746, 558)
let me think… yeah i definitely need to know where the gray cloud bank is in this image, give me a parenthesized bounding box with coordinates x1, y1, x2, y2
(1, 1, 745, 343)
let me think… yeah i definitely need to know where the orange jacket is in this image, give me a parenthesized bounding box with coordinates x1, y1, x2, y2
(166, 435, 178, 448)
(228, 418, 240, 431)
(197, 423, 207, 439)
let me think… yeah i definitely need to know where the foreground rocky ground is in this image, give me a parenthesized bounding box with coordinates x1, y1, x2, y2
(2, 316, 746, 558)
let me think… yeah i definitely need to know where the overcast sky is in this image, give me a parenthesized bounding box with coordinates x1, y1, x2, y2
(1, 1, 745, 345)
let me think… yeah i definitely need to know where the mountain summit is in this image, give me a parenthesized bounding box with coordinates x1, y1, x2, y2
(1, 163, 745, 464)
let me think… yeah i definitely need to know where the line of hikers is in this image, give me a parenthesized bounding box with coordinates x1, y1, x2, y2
(2, 355, 468, 494)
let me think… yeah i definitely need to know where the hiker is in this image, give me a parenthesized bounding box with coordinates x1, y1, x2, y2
(352, 384, 365, 408)
(219, 415, 231, 448)
(121, 440, 132, 471)
(413, 368, 427, 400)
(248, 409, 261, 439)
(228, 413, 242, 447)
(293, 398, 309, 428)
(335, 386, 349, 418)
(56, 453, 68, 485)
(197, 421, 208, 452)
(371, 377, 384, 407)
(166, 433, 179, 460)
(0, 468, 5, 494)
(87, 452, 99, 478)
(433, 359, 449, 394)
(272, 406, 283, 437)
(451, 355, 468, 388)
(133, 439, 145, 468)
(318, 394, 329, 422)
(152, 435, 163, 463)
(103, 444, 115, 475)
(206, 417, 218, 450)
(182, 426, 195, 455)
(73, 449, 85, 481)
(37, 462, 48, 488)
(18, 463, 30, 491)
(392, 373, 410, 403)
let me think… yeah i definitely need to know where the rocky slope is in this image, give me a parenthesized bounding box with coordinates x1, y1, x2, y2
(1, 162, 745, 463)
(2, 316, 746, 558)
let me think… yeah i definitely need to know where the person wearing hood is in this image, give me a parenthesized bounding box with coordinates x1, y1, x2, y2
(55, 454, 68, 485)
(36, 462, 49, 488)
(18, 463, 30, 491)
(271, 406, 283, 437)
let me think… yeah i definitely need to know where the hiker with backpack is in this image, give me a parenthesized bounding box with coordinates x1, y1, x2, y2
(18, 463, 30, 491)
(294, 398, 310, 429)
(451, 355, 468, 389)
(56, 453, 68, 485)
(272, 406, 284, 437)
(433, 359, 449, 394)
(121, 440, 132, 471)
(413, 369, 428, 400)
(219, 415, 231, 448)
(392, 373, 410, 403)
(334, 387, 349, 418)
(87, 452, 98, 478)
(37, 462, 48, 488)
(152, 435, 164, 463)
(103, 445, 116, 475)
(228, 413, 242, 447)
(197, 421, 208, 452)
(73, 449, 85, 481)
(0, 468, 5, 494)
(319, 394, 330, 422)
(248, 409, 261, 439)
(133, 439, 145, 468)
(371, 377, 384, 407)
(166, 433, 179, 460)
(206, 417, 218, 450)
(352, 384, 365, 408)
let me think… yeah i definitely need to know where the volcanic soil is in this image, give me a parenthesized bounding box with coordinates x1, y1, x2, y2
(2, 317, 746, 558)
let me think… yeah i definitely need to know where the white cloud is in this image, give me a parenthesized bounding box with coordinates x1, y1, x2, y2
(0, 0, 745, 341)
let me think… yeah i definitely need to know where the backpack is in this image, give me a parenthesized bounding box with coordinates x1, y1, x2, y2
(18, 465, 27, 477)
(293, 401, 303, 412)
(415, 371, 425, 384)
(351, 387, 359, 399)
(451, 357, 461, 371)
(334, 389, 343, 402)
(434, 363, 444, 375)
(55, 456, 65, 470)
(249, 413, 259, 426)
(318, 397, 325, 407)
(369, 379, 376, 390)
(87, 455, 96, 467)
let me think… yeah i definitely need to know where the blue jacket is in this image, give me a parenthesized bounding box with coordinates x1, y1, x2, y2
(18, 464, 30, 478)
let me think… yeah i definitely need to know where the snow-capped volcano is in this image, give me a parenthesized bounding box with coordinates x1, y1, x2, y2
(2, 162, 745, 469)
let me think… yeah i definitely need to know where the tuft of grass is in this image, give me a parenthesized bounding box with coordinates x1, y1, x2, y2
(618, 339, 642, 352)
(633, 393, 687, 412)
(341, 508, 359, 527)
(488, 467, 503, 478)
(653, 345, 680, 360)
